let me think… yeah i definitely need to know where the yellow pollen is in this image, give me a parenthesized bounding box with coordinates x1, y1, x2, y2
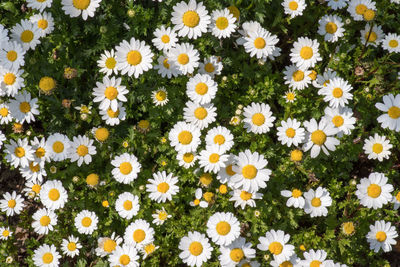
(40, 215, 51, 226)
(195, 82, 208, 95)
(163, 58, 170, 69)
(105, 57, 116, 69)
(325, 22, 338, 34)
(254, 37, 266, 49)
(230, 248, 244, 262)
(39, 77, 56, 93)
(194, 107, 208, 120)
(86, 173, 99, 186)
(119, 254, 130, 265)
(286, 128, 296, 138)
(14, 147, 25, 158)
(19, 102, 31, 113)
(252, 113, 265, 126)
(67, 242, 76, 251)
(396, 192, 400, 202)
(355, 4, 367, 15)
(286, 93, 295, 101)
(29, 162, 40, 172)
(182, 10, 200, 28)
(32, 184, 41, 194)
(240, 191, 252, 201)
(76, 145, 88, 156)
(363, 9, 375, 21)
(95, 128, 109, 142)
(292, 189, 302, 198)
(178, 131, 193, 145)
(213, 134, 225, 145)
(20, 30, 33, 43)
(161, 34, 170, 43)
(269, 241, 283, 255)
(157, 182, 170, 193)
(177, 53, 189, 65)
(288, 1, 298, 10)
(8, 199, 16, 208)
(73, 0, 90, 10)
(183, 153, 194, 163)
(309, 70, 317, 80)
(144, 243, 156, 254)
(158, 211, 168, 220)
(310, 260, 322, 267)
(2, 230, 10, 237)
(367, 184, 381, 198)
(119, 162, 133, 175)
(133, 229, 146, 243)
(107, 108, 119, 118)
(203, 192, 214, 202)
(200, 173, 213, 186)
(37, 19, 48, 29)
(209, 153, 220, 163)
(123, 200, 132, 210)
(226, 165, 236, 176)
(290, 149, 303, 161)
(365, 32, 377, 42)
(389, 40, 399, 48)
(155, 90, 167, 101)
(4, 73, 16, 85)
(376, 231, 387, 242)
(342, 222, 355, 235)
(104, 86, 118, 100)
(292, 70, 304, 82)
(48, 188, 60, 201)
(300, 46, 313, 60)
(0, 108, 9, 117)
(189, 241, 203, 256)
(332, 115, 344, 127)
(311, 197, 321, 207)
(280, 261, 293, 267)
(6, 51, 17, 61)
(388, 106, 400, 119)
(332, 87, 343, 98)
(126, 50, 142, 66)
(193, 199, 200, 205)
(216, 17, 229, 30)
(204, 63, 215, 73)
(242, 164, 257, 179)
(42, 253, 53, 264)
(372, 143, 383, 154)
(81, 217, 92, 227)
(311, 130, 326, 146)
(216, 221, 231, 235)
(52, 141, 64, 153)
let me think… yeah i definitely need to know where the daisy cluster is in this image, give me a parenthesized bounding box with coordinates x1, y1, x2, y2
(0, 0, 400, 266)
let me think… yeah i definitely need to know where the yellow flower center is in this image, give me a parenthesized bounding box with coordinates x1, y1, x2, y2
(178, 130, 193, 145)
(32, 184, 41, 194)
(230, 248, 244, 262)
(105, 57, 116, 69)
(331, 115, 344, 127)
(311, 130, 326, 146)
(29, 162, 40, 172)
(213, 134, 225, 145)
(67, 242, 76, 251)
(177, 53, 189, 65)
(119, 254, 130, 265)
(95, 128, 109, 141)
(216, 17, 229, 30)
(6, 51, 17, 61)
(133, 229, 146, 243)
(209, 153, 220, 163)
(254, 37, 266, 49)
(119, 162, 133, 175)
(127, 50, 142, 66)
(0, 107, 9, 117)
(290, 149, 303, 161)
(365, 32, 377, 42)
(157, 182, 170, 193)
(163, 58, 170, 69)
(161, 34, 170, 43)
(226, 165, 236, 176)
(104, 86, 118, 100)
(101, 238, 116, 253)
(86, 173, 99, 186)
(355, 4, 367, 15)
(292, 189, 302, 198)
(39, 77, 56, 92)
(144, 243, 156, 254)
(363, 9, 375, 21)
(2, 230, 9, 237)
(292, 70, 304, 82)
(242, 164, 257, 179)
(73, 0, 90, 10)
(367, 184, 381, 198)
(285, 128, 296, 138)
(138, 120, 150, 130)
(311, 197, 321, 207)
(107, 108, 119, 118)
(396, 192, 400, 202)
(310, 260, 322, 267)
(189, 241, 203, 256)
(216, 221, 231, 235)
(182, 10, 200, 28)
(309, 70, 317, 80)
(81, 217, 92, 227)
(4, 73, 16, 85)
(40, 215, 51, 226)
(19, 102, 31, 113)
(52, 141, 64, 153)
(8, 199, 16, 208)
(42, 253, 53, 264)
(372, 143, 383, 154)
(325, 22, 338, 34)
(76, 145, 88, 156)
(48, 188, 60, 201)
(204, 63, 215, 73)
(20, 30, 34, 43)
(193, 199, 200, 205)
(203, 192, 214, 202)
(252, 113, 265, 126)
(280, 261, 293, 267)
(183, 152, 194, 163)
(158, 211, 168, 220)
(375, 231, 387, 242)
(194, 107, 208, 120)
(300, 46, 313, 60)
(269, 241, 283, 255)
(388, 106, 400, 119)
(155, 90, 167, 101)
(123, 200, 132, 210)
(389, 40, 399, 48)
(14, 147, 25, 158)
(37, 19, 48, 29)
(200, 173, 212, 186)
(195, 82, 208, 95)
(240, 191, 252, 201)
(286, 92, 295, 101)
(288, 1, 298, 10)
(332, 87, 343, 98)
(342, 222, 355, 235)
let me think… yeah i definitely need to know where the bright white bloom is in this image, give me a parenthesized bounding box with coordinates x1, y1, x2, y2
(205, 126, 234, 153)
(93, 76, 128, 112)
(375, 93, 400, 132)
(327, 0, 348, 10)
(4, 138, 34, 168)
(303, 118, 339, 158)
(152, 26, 178, 51)
(0, 41, 25, 70)
(300, 249, 328, 266)
(183, 101, 217, 130)
(229, 189, 262, 209)
(281, 188, 305, 208)
(11, 19, 41, 51)
(0, 103, 12, 125)
(61, 0, 102, 20)
(33, 244, 61, 267)
(186, 74, 218, 105)
(111, 153, 142, 184)
(210, 8, 237, 39)
(318, 77, 353, 108)
(152, 207, 171, 225)
(124, 219, 155, 248)
(108, 244, 140, 267)
(99, 102, 127, 126)
(360, 24, 384, 47)
(95, 233, 123, 257)
(190, 188, 208, 208)
(146, 171, 179, 203)
(61, 236, 82, 258)
(277, 118, 305, 147)
(68, 135, 96, 166)
(140, 243, 159, 259)
(46, 133, 71, 162)
(39, 180, 68, 210)
(217, 154, 236, 186)
(0, 191, 25, 216)
(243, 102, 276, 134)
(318, 15, 345, 42)
(198, 145, 229, 173)
(219, 237, 256, 267)
(356, 172, 394, 209)
(366, 220, 398, 252)
(347, 0, 376, 21)
(382, 33, 400, 52)
(151, 87, 169, 106)
(283, 64, 312, 90)
(0, 227, 12, 240)
(154, 55, 180, 78)
(179, 231, 213, 267)
(20, 161, 47, 184)
(304, 187, 332, 217)
(167, 43, 200, 75)
(26, 0, 53, 12)
(177, 151, 198, 169)
(30, 12, 54, 37)
(243, 28, 279, 59)
(30, 137, 51, 163)
(97, 49, 118, 76)
(290, 37, 322, 70)
(258, 230, 295, 263)
(74, 210, 98, 235)
(115, 192, 140, 220)
(323, 106, 356, 137)
(8, 91, 39, 123)
(169, 121, 201, 153)
(206, 212, 240, 246)
(363, 134, 392, 161)
(31, 208, 58, 235)
(0, 68, 24, 97)
(198, 56, 223, 77)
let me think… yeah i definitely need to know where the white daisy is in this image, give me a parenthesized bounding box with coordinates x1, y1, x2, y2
(206, 212, 240, 246)
(277, 118, 305, 147)
(366, 220, 398, 253)
(318, 77, 353, 108)
(300, 249, 328, 266)
(124, 219, 155, 248)
(177, 151, 198, 169)
(360, 24, 384, 47)
(243, 102, 276, 134)
(154, 55, 180, 78)
(115, 192, 140, 220)
(23, 180, 42, 199)
(168, 121, 201, 153)
(327, 0, 349, 10)
(183, 101, 217, 130)
(31, 208, 58, 235)
(231, 150, 272, 192)
(0, 191, 25, 216)
(27, 0, 53, 12)
(171, 0, 211, 39)
(258, 230, 295, 263)
(97, 49, 118, 76)
(303, 187, 332, 217)
(167, 43, 200, 75)
(140, 243, 159, 259)
(375, 93, 400, 132)
(99, 103, 126, 126)
(313, 69, 338, 88)
(186, 73, 218, 105)
(146, 171, 179, 203)
(243, 28, 279, 59)
(108, 244, 140, 267)
(111, 153, 142, 184)
(303, 118, 339, 158)
(68, 135, 96, 166)
(30, 12, 54, 37)
(11, 19, 41, 51)
(74, 210, 98, 235)
(93, 76, 127, 112)
(0, 227, 12, 240)
(198, 56, 223, 77)
(219, 237, 256, 267)
(8, 91, 39, 123)
(323, 106, 356, 137)
(210, 8, 237, 39)
(198, 145, 229, 174)
(31, 137, 51, 163)
(0, 68, 24, 97)
(61, 0, 102, 20)
(95, 233, 123, 257)
(347, 0, 376, 21)
(281, 188, 305, 208)
(382, 33, 400, 53)
(355, 172, 394, 209)
(290, 37, 322, 70)
(46, 133, 71, 162)
(33, 244, 61, 267)
(282, 0, 307, 18)
(363, 134, 392, 161)
(39, 180, 68, 210)
(151, 87, 169, 106)
(4, 138, 34, 168)
(61, 236, 82, 258)
(20, 161, 47, 184)
(217, 154, 236, 186)
(0, 41, 25, 70)
(318, 15, 345, 42)
(229, 189, 262, 209)
(152, 25, 178, 51)
(0, 103, 12, 124)
(115, 37, 154, 78)
(152, 207, 171, 225)
(283, 64, 312, 90)
(179, 231, 213, 267)
(205, 126, 234, 153)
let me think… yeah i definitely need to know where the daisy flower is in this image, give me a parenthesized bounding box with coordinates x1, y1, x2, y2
(323, 106, 356, 137)
(97, 49, 118, 76)
(167, 43, 200, 75)
(9, 91, 39, 123)
(243, 102, 276, 134)
(258, 230, 295, 263)
(0, 191, 25, 216)
(284, 90, 296, 103)
(115, 192, 140, 220)
(39, 180, 68, 210)
(46, 133, 71, 162)
(74, 210, 98, 235)
(205, 126, 234, 153)
(303, 118, 339, 158)
(0, 41, 25, 70)
(360, 24, 383, 47)
(198, 145, 229, 174)
(171, 0, 211, 39)
(366, 220, 398, 252)
(152, 25, 178, 51)
(154, 55, 180, 78)
(33, 244, 61, 267)
(111, 153, 142, 184)
(355, 172, 394, 209)
(236, 21, 262, 45)
(363, 134, 392, 161)
(93, 76, 127, 112)
(190, 188, 209, 208)
(152, 207, 171, 225)
(30, 137, 51, 163)
(186, 73, 218, 105)
(151, 87, 169, 106)
(347, 0, 376, 21)
(177, 151, 198, 169)
(219, 237, 256, 266)
(281, 189, 305, 208)
(243, 28, 279, 59)
(11, 19, 41, 51)
(313, 69, 338, 88)
(207, 212, 241, 246)
(140, 243, 159, 259)
(115, 37, 154, 78)
(229, 189, 262, 209)
(300, 249, 328, 266)
(146, 171, 179, 203)
(392, 192, 400, 210)
(327, 0, 349, 10)
(4, 138, 34, 168)
(0, 103, 12, 124)
(210, 8, 237, 39)
(318, 77, 353, 108)
(95, 233, 123, 257)
(23, 181, 43, 199)
(30, 12, 54, 37)
(0, 227, 12, 240)
(198, 56, 223, 77)
(61, 236, 82, 258)
(109, 244, 140, 267)
(179, 231, 213, 267)
(0, 68, 24, 97)
(26, 0, 53, 12)
(99, 102, 126, 126)
(68, 135, 96, 166)
(382, 33, 400, 53)
(169, 121, 201, 153)
(20, 161, 46, 184)
(318, 15, 345, 42)
(124, 219, 155, 247)
(282, 0, 307, 18)
(277, 118, 305, 147)
(61, 0, 102, 20)
(231, 150, 272, 193)
(375, 93, 400, 131)
(304, 187, 332, 217)
(92, 127, 109, 142)
(290, 37, 322, 70)
(31, 208, 58, 235)
(283, 65, 312, 90)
